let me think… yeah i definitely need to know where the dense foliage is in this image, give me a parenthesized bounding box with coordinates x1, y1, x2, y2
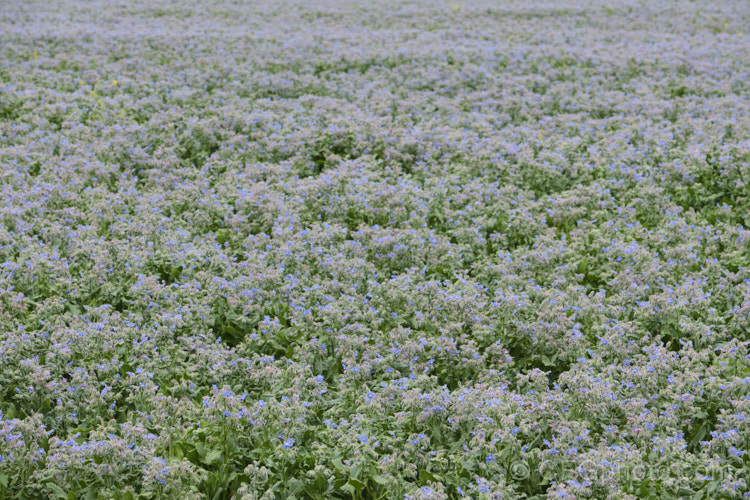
(1, 0, 750, 498)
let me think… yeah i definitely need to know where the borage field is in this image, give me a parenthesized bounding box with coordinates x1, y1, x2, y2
(1, 0, 749, 499)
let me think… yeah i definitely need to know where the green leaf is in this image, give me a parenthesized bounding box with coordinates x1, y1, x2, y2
(216, 229, 230, 245)
(331, 458, 350, 474)
(675, 488, 696, 496)
(46, 483, 69, 500)
(194, 441, 205, 457)
(419, 470, 442, 485)
(340, 483, 356, 495)
(460, 459, 476, 472)
(639, 478, 651, 497)
(706, 481, 720, 495)
(372, 475, 388, 486)
(576, 257, 589, 275)
(288, 478, 305, 494)
(204, 448, 223, 466)
(688, 422, 707, 448)
(347, 478, 366, 493)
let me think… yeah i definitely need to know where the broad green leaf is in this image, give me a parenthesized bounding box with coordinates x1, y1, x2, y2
(347, 478, 366, 493)
(331, 458, 350, 473)
(372, 475, 388, 486)
(204, 448, 223, 465)
(45, 483, 68, 500)
(288, 478, 305, 493)
(340, 483, 356, 495)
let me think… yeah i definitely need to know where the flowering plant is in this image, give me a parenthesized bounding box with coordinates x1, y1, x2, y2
(1, 0, 749, 498)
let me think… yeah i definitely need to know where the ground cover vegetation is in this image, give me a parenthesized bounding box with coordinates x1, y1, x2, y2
(1, 0, 750, 498)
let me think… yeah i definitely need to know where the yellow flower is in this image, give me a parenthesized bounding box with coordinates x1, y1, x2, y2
(112, 79, 118, 85)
